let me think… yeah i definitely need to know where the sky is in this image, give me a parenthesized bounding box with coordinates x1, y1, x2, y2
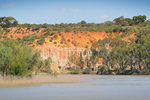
(0, 0, 150, 24)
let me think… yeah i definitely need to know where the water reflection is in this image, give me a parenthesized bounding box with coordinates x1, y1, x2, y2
(0, 75, 150, 100)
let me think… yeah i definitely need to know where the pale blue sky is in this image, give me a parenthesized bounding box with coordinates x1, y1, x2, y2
(0, 0, 149, 24)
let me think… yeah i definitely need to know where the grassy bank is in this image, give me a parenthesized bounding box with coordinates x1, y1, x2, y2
(0, 75, 86, 87)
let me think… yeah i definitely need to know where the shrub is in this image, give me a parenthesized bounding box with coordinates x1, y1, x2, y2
(3, 36, 7, 39)
(70, 66, 81, 74)
(54, 34, 57, 38)
(53, 42, 57, 44)
(10, 35, 13, 38)
(52, 71, 58, 77)
(82, 68, 91, 74)
(47, 67, 52, 74)
(90, 39, 93, 43)
(58, 66, 61, 69)
(97, 65, 108, 75)
(0, 39, 41, 77)
(85, 45, 88, 48)
(59, 33, 62, 36)
(37, 38, 45, 45)
(17, 31, 21, 33)
(67, 39, 70, 42)
(60, 41, 63, 44)
(51, 32, 55, 36)
(27, 27, 31, 30)
(49, 39, 52, 42)
(32, 26, 40, 31)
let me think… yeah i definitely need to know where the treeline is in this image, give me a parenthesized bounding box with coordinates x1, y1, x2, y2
(0, 15, 149, 46)
(0, 39, 40, 77)
(0, 15, 149, 75)
(0, 17, 18, 27)
(67, 26, 150, 75)
(91, 27, 150, 75)
(17, 15, 148, 33)
(0, 39, 55, 77)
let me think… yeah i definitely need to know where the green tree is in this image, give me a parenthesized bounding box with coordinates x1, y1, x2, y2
(113, 16, 124, 25)
(133, 15, 146, 25)
(82, 67, 91, 74)
(0, 17, 18, 27)
(0, 39, 41, 77)
(45, 57, 52, 67)
(90, 49, 99, 71)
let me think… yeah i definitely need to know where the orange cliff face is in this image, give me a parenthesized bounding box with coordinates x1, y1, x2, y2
(36, 31, 119, 48)
(2, 27, 135, 71)
(1, 27, 44, 39)
(34, 45, 92, 71)
(34, 31, 122, 71)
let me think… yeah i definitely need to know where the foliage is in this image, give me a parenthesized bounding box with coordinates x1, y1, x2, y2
(0, 17, 18, 27)
(70, 66, 81, 74)
(52, 71, 58, 77)
(97, 65, 108, 75)
(44, 57, 52, 67)
(91, 26, 150, 75)
(58, 66, 61, 69)
(82, 68, 91, 74)
(113, 15, 146, 26)
(0, 39, 41, 77)
(47, 67, 52, 74)
(37, 38, 45, 45)
(133, 15, 146, 24)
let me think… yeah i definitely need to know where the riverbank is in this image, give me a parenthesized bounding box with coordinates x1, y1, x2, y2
(0, 75, 87, 87)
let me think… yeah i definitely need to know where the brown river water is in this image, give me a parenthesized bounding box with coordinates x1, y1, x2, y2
(0, 75, 150, 100)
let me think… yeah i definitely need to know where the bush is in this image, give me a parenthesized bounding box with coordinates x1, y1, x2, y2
(37, 38, 45, 45)
(97, 65, 108, 75)
(49, 39, 52, 42)
(67, 39, 70, 42)
(0, 39, 41, 77)
(70, 66, 81, 74)
(82, 68, 91, 74)
(47, 67, 52, 74)
(60, 41, 63, 44)
(53, 42, 57, 44)
(59, 33, 62, 36)
(85, 45, 88, 48)
(58, 66, 61, 69)
(54, 34, 57, 38)
(10, 35, 13, 38)
(52, 71, 58, 77)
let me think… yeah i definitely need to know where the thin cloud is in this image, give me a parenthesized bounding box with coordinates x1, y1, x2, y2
(69, 9, 82, 13)
(100, 14, 112, 19)
(60, 8, 67, 12)
(0, 4, 15, 8)
(60, 8, 82, 13)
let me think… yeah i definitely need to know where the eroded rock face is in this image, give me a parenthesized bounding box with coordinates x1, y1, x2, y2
(35, 45, 92, 71)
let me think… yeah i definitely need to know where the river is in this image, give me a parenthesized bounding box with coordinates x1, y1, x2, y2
(0, 75, 150, 100)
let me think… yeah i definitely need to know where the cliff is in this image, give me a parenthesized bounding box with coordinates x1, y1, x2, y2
(1, 27, 135, 71)
(34, 31, 121, 71)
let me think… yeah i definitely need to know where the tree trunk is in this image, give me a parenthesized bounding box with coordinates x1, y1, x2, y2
(107, 62, 110, 73)
(139, 62, 141, 70)
(130, 63, 133, 70)
(130, 57, 133, 70)
(122, 62, 124, 70)
(93, 63, 96, 71)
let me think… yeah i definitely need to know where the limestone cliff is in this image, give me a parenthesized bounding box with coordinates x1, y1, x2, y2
(1, 27, 135, 71)
(35, 45, 93, 71)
